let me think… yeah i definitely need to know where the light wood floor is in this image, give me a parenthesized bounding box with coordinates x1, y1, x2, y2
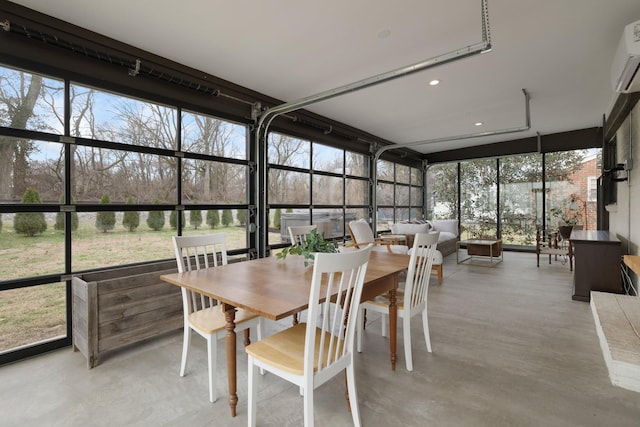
(2, 251, 640, 426)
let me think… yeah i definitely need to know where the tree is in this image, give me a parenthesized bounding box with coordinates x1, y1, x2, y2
(236, 209, 246, 226)
(206, 209, 219, 228)
(170, 210, 185, 229)
(95, 194, 116, 232)
(14, 188, 47, 236)
(273, 208, 282, 230)
(55, 195, 78, 232)
(221, 209, 233, 227)
(190, 209, 203, 229)
(122, 195, 140, 232)
(146, 199, 165, 231)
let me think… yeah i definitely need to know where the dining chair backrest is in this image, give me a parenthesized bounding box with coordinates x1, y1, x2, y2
(347, 219, 376, 247)
(306, 246, 372, 376)
(172, 234, 228, 313)
(404, 232, 439, 311)
(288, 224, 317, 245)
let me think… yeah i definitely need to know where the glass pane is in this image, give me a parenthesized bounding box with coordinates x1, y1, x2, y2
(268, 133, 310, 168)
(0, 138, 64, 203)
(346, 151, 368, 177)
(182, 111, 246, 159)
(545, 149, 595, 230)
(460, 159, 497, 240)
(411, 167, 423, 186)
(377, 182, 394, 205)
(396, 164, 411, 184)
(499, 153, 542, 247)
(182, 159, 247, 204)
(396, 208, 410, 222)
(313, 208, 346, 240)
(396, 185, 410, 205)
(181, 209, 248, 251)
(70, 83, 177, 149)
(313, 175, 343, 205)
(346, 178, 368, 205)
(427, 162, 458, 220)
(273, 209, 310, 245)
(377, 160, 394, 181)
(0, 282, 66, 353)
(71, 210, 174, 271)
(268, 169, 310, 204)
(0, 212, 65, 280)
(71, 146, 177, 204)
(0, 65, 64, 133)
(411, 207, 424, 220)
(313, 143, 343, 173)
(376, 207, 394, 231)
(410, 186, 423, 207)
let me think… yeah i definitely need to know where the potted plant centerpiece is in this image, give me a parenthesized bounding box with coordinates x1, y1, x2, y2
(275, 228, 338, 266)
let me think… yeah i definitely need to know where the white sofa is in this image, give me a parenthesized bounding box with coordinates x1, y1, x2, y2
(391, 219, 459, 256)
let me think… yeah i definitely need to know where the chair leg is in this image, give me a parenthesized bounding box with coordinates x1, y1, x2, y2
(180, 325, 190, 377)
(356, 308, 364, 353)
(422, 309, 432, 353)
(248, 356, 258, 427)
(432, 265, 443, 284)
(207, 335, 217, 403)
(303, 380, 315, 427)
(346, 363, 362, 427)
(403, 315, 413, 371)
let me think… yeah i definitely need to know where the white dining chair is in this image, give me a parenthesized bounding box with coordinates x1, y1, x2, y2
(246, 246, 373, 427)
(357, 231, 439, 371)
(288, 224, 317, 245)
(172, 234, 263, 403)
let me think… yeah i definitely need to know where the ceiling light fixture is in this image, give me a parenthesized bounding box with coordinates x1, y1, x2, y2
(475, 122, 483, 126)
(429, 79, 440, 86)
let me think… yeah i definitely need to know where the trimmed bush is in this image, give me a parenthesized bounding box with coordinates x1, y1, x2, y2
(221, 209, 233, 227)
(95, 194, 116, 232)
(122, 195, 140, 232)
(14, 188, 47, 237)
(170, 210, 185, 229)
(236, 209, 246, 226)
(206, 209, 219, 229)
(147, 199, 165, 231)
(190, 209, 203, 229)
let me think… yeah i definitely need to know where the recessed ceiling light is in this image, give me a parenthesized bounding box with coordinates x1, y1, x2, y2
(475, 122, 483, 126)
(429, 79, 440, 86)
(377, 29, 391, 39)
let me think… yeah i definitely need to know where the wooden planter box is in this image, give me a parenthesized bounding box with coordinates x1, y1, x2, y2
(72, 260, 182, 368)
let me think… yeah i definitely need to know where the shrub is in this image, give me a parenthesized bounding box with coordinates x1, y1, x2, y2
(206, 209, 219, 228)
(147, 199, 165, 231)
(273, 208, 282, 230)
(221, 209, 233, 227)
(170, 210, 185, 229)
(54, 195, 79, 232)
(95, 194, 116, 232)
(190, 209, 203, 229)
(236, 209, 246, 226)
(14, 188, 47, 237)
(122, 195, 140, 232)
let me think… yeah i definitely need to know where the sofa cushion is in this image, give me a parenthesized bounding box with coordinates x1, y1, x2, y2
(438, 231, 457, 243)
(431, 219, 458, 236)
(391, 223, 430, 235)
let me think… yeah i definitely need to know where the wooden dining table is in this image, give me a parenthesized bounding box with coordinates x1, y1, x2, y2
(161, 250, 409, 417)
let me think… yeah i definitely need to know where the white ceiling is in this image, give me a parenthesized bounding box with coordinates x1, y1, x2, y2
(9, 0, 640, 154)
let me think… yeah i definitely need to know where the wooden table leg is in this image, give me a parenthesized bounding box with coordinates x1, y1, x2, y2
(222, 303, 238, 417)
(388, 286, 397, 371)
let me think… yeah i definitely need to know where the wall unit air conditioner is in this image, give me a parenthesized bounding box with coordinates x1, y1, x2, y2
(611, 20, 640, 93)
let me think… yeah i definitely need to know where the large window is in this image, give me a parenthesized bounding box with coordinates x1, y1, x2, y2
(0, 64, 251, 361)
(376, 160, 423, 231)
(267, 132, 369, 245)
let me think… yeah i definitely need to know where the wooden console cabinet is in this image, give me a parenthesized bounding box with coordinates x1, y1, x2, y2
(570, 230, 622, 302)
